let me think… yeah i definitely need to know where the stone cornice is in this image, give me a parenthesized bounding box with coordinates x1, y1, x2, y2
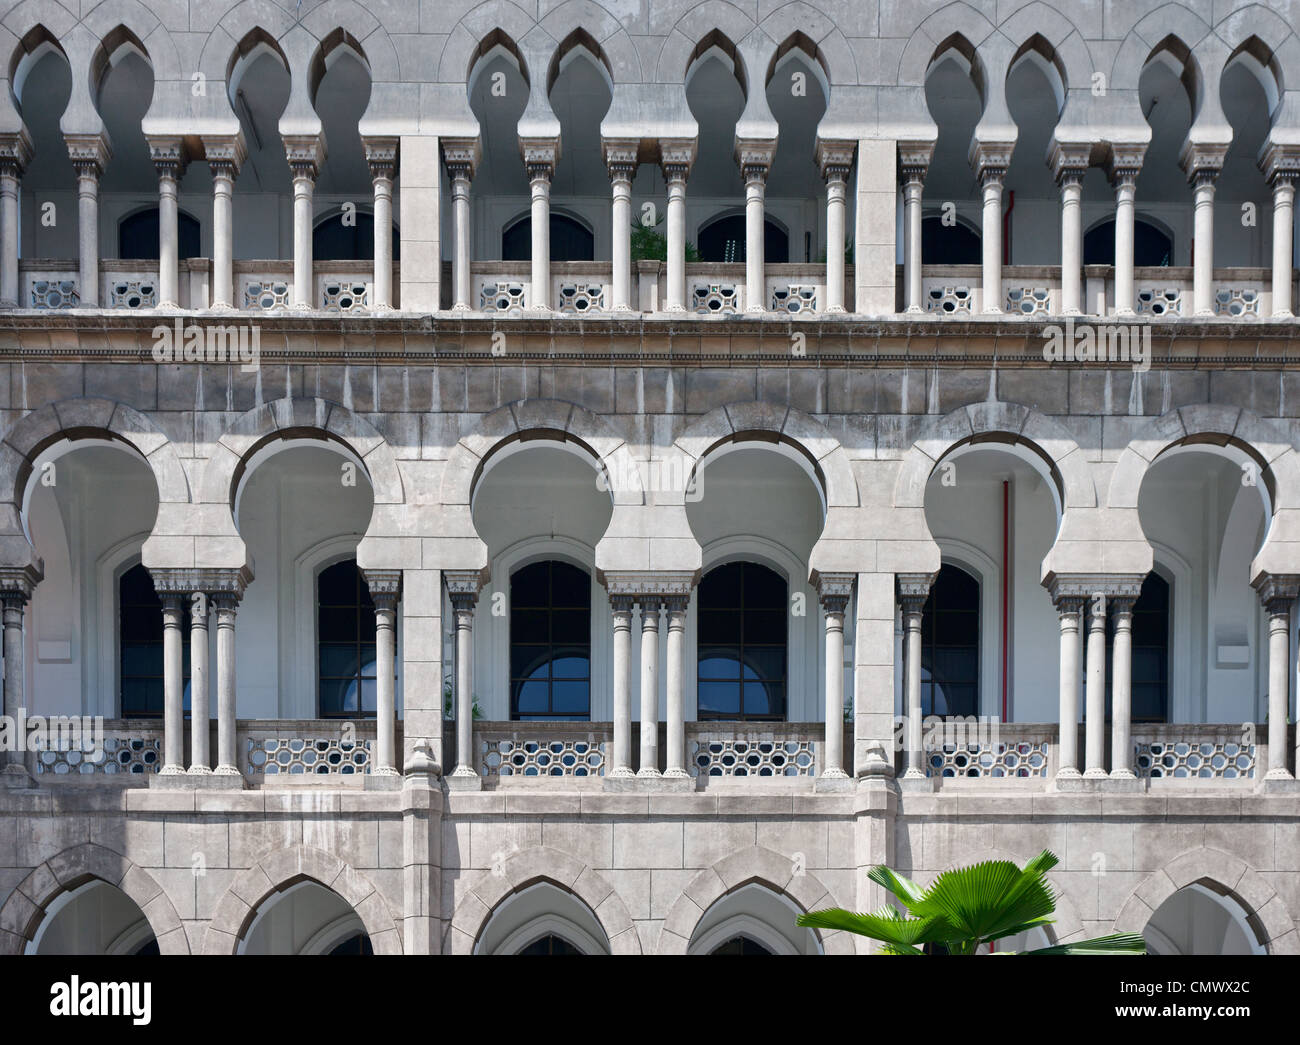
(1044, 572, 1146, 602)
(149, 566, 253, 598)
(600, 570, 699, 597)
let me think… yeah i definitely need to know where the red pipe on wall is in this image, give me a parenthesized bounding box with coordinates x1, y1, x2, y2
(1002, 479, 1009, 722)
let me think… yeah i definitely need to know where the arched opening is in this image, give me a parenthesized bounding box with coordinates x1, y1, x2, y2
(1217, 42, 1279, 267)
(468, 36, 529, 259)
(765, 37, 830, 264)
(13, 29, 73, 263)
(1003, 40, 1066, 266)
(922, 38, 984, 265)
(1137, 38, 1198, 267)
(239, 879, 371, 955)
(118, 207, 202, 261)
(475, 882, 611, 954)
(687, 883, 821, 955)
(227, 31, 291, 261)
(696, 213, 788, 264)
(1083, 216, 1173, 266)
(119, 562, 190, 718)
(1145, 881, 1267, 955)
(921, 213, 981, 265)
(685, 34, 746, 256)
(510, 559, 592, 720)
(920, 563, 979, 718)
(546, 35, 612, 263)
(27, 880, 158, 955)
(317, 558, 384, 719)
(312, 210, 401, 262)
(696, 562, 787, 721)
(501, 211, 594, 261)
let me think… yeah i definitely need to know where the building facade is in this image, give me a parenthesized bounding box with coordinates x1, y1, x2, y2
(0, 0, 1297, 955)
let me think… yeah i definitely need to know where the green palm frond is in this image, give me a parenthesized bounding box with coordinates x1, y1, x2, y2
(1025, 932, 1147, 955)
(797, 904, 947, 949)
(865, 865, 928, 909)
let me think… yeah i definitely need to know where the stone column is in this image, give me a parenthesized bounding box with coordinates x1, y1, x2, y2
(664, 596, 689, 778)
(188, 592, 210, 774)
(899, 576, 931, 780)
(738, 142, 773, 312)
(1182, 146, 1224, 316)
(1083, 593, 1108, 778)
(608, 595, 635, 777)
(286, 136, 325, 310)
(160, 595, 186, 774)
(605, 144, 637, 312)
(1255, 575, 1298, 779)
(0, 133, 32, 307)
(638, 598, 661, 776)
(0, 566, 39, 780)
(817, 141, 855, 313)
(66, 134, 110, 308)
(898, 143, 932, 314)
(522, 141, 557, 311)
(1109, 596, 1136, 779)
(442, 140, 479, 311)
(205, 137, 246, 310)
(1051, 144, 1089, 315)
(660, 141, 694, 312)
(819, 574, 854, 779)
(1261, 144, 1300, 318)
(971, 142, 1011, 315)
(365, 138, 397, 310)
(213, 593, 241, 776)
(148, 138, 186, 309)
(1054, 596, 1084, 778)
(446, 572, 481, 783)
(1106, 147, 1144, 315)
(366, 570, 401, 777)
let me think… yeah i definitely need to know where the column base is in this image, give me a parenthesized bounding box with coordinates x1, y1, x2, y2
(1264, 766, 1295, 781)
(1, 763, 32, 787)
(158, 764, 186, 776)
(606, 766, 635, 779)
(1110, 767, 1136, 780)
(604, 773, 691, 793)
(187, 765, 213, 776)
(1272, 309, 1294, 319)
(1082, 767, 1109, 779)
(153, 769, 245, 789)
(1114, 307, 1136, 318)
(363, 770, 403, 791)
(898, 770, 934, 793)
(1055, 766, 1081, 779)
(814, 770, 854, 793)
(447, 766, 482, 791)
(664, 304, 687, 314)
(904, 305, 924, 314)
(982, 307, 1003, 316)
(1257, 775, 1300, 793)
(452, 302, 472, 312)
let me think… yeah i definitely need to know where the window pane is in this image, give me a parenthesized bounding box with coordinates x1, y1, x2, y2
(697, 562, 789, 722)
(511, 645, 551, 680)
(514, 680, 549, 716)
(319, 607, 358, 642)
(121, 643, 161, 677)
(550, 654, 589, 679)
(741, 647, 785, 681)
(319, 645, 360, 678)
(318, 562, 357, 604)
(698, 681, 741, 717)
(698, 648, 741, 679)
(550, 609, 589, 644)
(743, 681, 784, 718)
(512, 610, 549, 644)
(936, 611, 979, 646)
(744, 566, 787, 607)
(551, 680, 589, 715)
(698, 610, 740, 644)
(550, 564, 588, 607)
(743, 610, 786, 645)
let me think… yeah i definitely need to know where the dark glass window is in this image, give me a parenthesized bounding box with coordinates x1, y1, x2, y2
(502, 214, 594, 261)
(118, 208, 201, 261)
(510, 561, 591, 720)
(326, 933, 374, 955)
(920, 564, 980, 718)
(318, 560, 379, 718)
(1106, 573, 1170, 723)
(132, 938, 160, 956)
(709, 935, 775, 955)
(1083, 219, 1172, 266)
(517, 933, 582, 955)
(312, 211, 401, 262)
(119, 563, 190, 718)
(697, 215, 788, 263)
(922, 215, 981, 264)
(697, 562, 788, 721)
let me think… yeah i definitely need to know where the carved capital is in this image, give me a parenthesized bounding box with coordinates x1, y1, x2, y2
(520, 137, 558, 181)
(659, 138, 696, 183)
(147, 136, 188, 181)
(1259, 141, 1300, 187)
(1180, 140, 1228, 185)
(601, 570, 699, 600)
(363, 136, 399, 181)
(0, 130, 34, 178)
(897, 139, 934, 184)
(149, 566, 252, 599)
(442, 137, 481, 181)
(897, 571, 935, 613)
(1045, 572, 1146, 603)
(1104, 142, 1146, 187)
(445, 568, 486, 610)
(814, 571, 855, 615)
(284, 134, 326, 181)
(1254, 572, 1300, 613)
(735, 138, 776, 182)
(65, 132, 111, 179)
(603, 138, 639, 183)
(0, 562, 43, 603)
(816, 138, 856, 184)
(1048, 140, 1090, 185)
(364, 568, 402, 611)
(969, 139, 1014, 184)
(204, 134, 247, 180)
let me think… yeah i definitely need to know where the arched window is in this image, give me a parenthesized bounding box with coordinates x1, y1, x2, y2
(1083, 219, 1172, 266)
(501, 214, 594, 261)
(697, 562, 787, 721)
(517, 933, 583, 955)
(119, 563, 189, 718)
(327, 934, 374, 955)
(118, 208, 201, 261)
(510, 560, 591, 720)
(922, 214, 981, 264)
(710, 935, 774, 955)
(312, 211, 401, 262)
(920, 564, 980, 718)
(1108, 572, 1170, 723)
(317, 559, 378, 718)
(696, 214, 789, 263)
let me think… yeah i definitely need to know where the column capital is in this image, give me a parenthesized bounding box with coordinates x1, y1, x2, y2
(146, 135, 189, 180)
(969, 139, 1014, 185)
(148, 566, 252, 600)
(363, 568, 402, 610)
(363, 135, 399, 181)
(1179, 140, 1228, 185)
(203, 134, 248, 179)
(1044, 572, 1145, 603)
(601, 570, 699, 600)
(897, 139, 934, 185)
(1053, 593, 1087, 616)
(445, 568, 487, 609)
(0, 562, 42, 603)
(735, 138, 775, 183)
(1104, 142, 1146, 187)
(1259, 140, 1300, 187)
(65, 132, 111, 179)
(816, 138, 856, 184)
(609, 593, 637, 615)
(442, 136, 481, 181)
(520, 137, 559, 181)
(285, 133, 326, 181)
(603, 138, 640, 183)
(1048, 140, 1091, 185)
(658, 138, 696, 183)
(897, 571, 935, 611)
(1253, 572, 1300, 611)
(814, 571, 855, 614)
(0, 130, 33, 178)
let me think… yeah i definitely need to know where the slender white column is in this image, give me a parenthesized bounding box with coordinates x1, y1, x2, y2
(825, 169, 848, 312)
(210, 161, 236, 309)
(1191, 168, 1218, 315)
(1059, 170, 1084, 314)
(450, 165, 472, 310)
(1112, 169, 1138, 315)
(159, 166, 180, 308)
(161, 595, 185, 774)
(820, 581, 852, 778)
(609, 596, 635, 777)
(664, 597, 689, 778)
(609, 160, 634, 311)
(743, 161, 768, 312)
(0, 136, 28, 308)
(900, 588, 928, 779)
(188, 593, 210, 774)
(1083, 593, 1108, 778)
(73, 158, 102, 307)
(367, 571, 400, 776)
(979, 168, 1005, 314)
(1262, 588, 1295, 779)
(367, 141, 396, 310)
(1055, 597, 1083, 778)
(450, 590, 478, 779)
(213, 594, 240, 775)
(291, 164, 317, 310)
(528, 162, 552, 310)
(663, 161, 689, 312)
(902, 168, 925, 312)
(638, 599, 661, 776)
(1272, 173, 1295, 317)
(1109, 596, 1136, 778)
(1, 591, 30, 777)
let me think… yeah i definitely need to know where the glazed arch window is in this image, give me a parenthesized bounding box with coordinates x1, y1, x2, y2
(920, 564, 980, 718)
(696, 561, 788, 721)
(510, 560, 592, 720)
(119, 563, 189, 718)
(317, 559, 380, 718)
